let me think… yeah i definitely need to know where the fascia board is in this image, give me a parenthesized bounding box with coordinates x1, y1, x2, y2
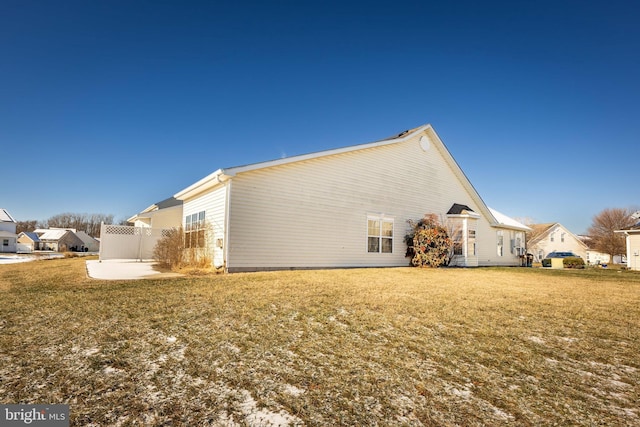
(224, 125, 432, 176)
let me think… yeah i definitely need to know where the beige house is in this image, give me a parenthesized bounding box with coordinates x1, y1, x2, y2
(127, 197, 183, 228)
(528, 223, 588, 262)
(17, 232, 41, 252)
(172, 124, 529, 272)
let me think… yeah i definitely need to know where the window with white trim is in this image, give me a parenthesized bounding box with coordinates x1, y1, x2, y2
(185, 211, 206, 248)
(468, 229, 476, 256)
(452, 229, 463, 255)
(2, 239, 8, 247)
(367, 216, 393, 253)
(497, 230, 504, 256)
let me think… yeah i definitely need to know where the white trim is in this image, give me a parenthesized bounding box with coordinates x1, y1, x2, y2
(366, 214, 395, 254)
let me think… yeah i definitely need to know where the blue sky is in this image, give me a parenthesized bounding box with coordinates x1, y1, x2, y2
(1, 0, 638, 234)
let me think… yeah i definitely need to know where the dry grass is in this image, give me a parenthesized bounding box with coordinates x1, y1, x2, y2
(1, 259, 639, 426)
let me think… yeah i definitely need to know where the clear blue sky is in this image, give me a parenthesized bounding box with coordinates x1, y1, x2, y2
(2, 0, 638, 234)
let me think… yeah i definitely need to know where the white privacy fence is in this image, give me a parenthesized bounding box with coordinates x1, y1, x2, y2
(99, 223, 174, 261)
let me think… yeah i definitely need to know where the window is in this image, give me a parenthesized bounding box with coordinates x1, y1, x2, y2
(550, 232, 555, 242)
(468, 229, 477, 256)
(497, 230, 504, 256)
(2, 239, 8, 247)
(185, 211, 206, 248)
(561, 232, 565, 243)
(453, 230, 463, 255)
(367, 216, 393, 253)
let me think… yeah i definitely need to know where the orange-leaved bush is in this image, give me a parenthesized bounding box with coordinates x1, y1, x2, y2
(405, 214, 452, 268)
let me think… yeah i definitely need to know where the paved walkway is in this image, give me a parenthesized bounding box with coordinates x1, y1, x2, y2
(86, 259, 183, 280)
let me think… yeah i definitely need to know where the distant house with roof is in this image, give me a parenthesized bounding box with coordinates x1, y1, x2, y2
(166, 123, 529, 272)
(17, 232, 42, 252)
(0, 208, 18, 253)
(527, 223, 588, 262)
(34, 228, 86, 252)
(75, 231, 100, 252)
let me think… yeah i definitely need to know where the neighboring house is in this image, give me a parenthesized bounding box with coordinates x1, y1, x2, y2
(17, 232, 42, 252)
(578, 235, 613, 265)
(127, 197, 183, 228)
(0, 208, 18, 253)
(35, 228, 86, 252)
(75, 231, 100, 252)
(616, 220, 640, 271)
(528, 223, 588, 262)
(171, 124, 529, 272)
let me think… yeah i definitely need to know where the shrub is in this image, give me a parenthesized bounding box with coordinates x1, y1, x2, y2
(153, 227, 185, 269)
(541, 258, 552, 267)
(405, 214, 452, 268)
(563, 256, 585, 269)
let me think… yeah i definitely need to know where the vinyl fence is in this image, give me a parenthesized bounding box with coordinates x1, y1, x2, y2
(99, 223, 174, 261)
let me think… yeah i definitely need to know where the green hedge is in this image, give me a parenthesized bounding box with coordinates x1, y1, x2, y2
(563, 257, 585, 269)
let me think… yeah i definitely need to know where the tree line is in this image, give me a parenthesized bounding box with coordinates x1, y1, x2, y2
(15, 213, 123, 237)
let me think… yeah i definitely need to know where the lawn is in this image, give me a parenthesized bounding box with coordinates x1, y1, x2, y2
(1, 258, 639, 426)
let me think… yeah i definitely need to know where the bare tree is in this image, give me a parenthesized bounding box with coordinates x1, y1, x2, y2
(587, 208, 636, 262)
(15, 220, 38, 234)
(44, 213, 114, 237)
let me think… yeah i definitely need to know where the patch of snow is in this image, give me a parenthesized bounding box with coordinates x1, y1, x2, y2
(446, 384, 472, 400)
(166, 336, 177, 344)
(492, 406, 515, 421)
(103, 366, 122, 375)
(527, 336, 545, 345)
(283, 384, 305, 397)
(83, 348, 100, 356)
(239, 389, 303, 426)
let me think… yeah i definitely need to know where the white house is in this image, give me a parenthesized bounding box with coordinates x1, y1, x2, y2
(173, 124, 529, 272)
(0, 208, 18, 253)
(527, 223, 589, 262)
(616, 222, 640, 271)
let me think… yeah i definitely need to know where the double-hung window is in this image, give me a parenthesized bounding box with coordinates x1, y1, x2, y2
(496, 230, 504, 257)
(185, 211, 206, 248)
(367, 216, 393, 253)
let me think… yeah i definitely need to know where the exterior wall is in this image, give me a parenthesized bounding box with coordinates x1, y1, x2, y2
(1, 235, 17, 253)
(0, 223, 17, 233)
(17, 234, 37, 251)
(183, 184, 227, 268)
(626, 233, 640, 271)
(586, 250, 610, 266)
(529, 225, 587, 262)
(133, 218, 152, 228)
(150, 206, 182, 229)
(220, 131, 518, 271)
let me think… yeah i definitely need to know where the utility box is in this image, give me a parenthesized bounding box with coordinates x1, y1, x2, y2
(551, 258, 564, 269)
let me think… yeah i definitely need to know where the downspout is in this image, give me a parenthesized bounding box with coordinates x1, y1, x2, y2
(216, 173, 231, 273)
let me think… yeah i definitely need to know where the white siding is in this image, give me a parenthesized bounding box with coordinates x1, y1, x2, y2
(529, 224, 587, 262)
(183, 184, 227, 268)
(225, 131, 505, 271)
(627, 234, 640, 271)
